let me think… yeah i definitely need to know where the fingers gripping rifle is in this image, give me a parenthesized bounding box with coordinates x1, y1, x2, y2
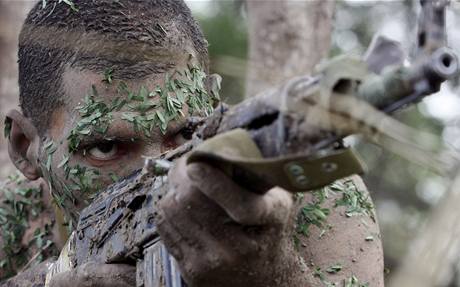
(45, 1, 458, 286)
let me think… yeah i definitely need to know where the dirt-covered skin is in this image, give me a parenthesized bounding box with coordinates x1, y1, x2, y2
(155, 159, 384, 287)
(297, 175, 384, 286)
(48, 262, 136, 287)
(156, 157, 321, 287)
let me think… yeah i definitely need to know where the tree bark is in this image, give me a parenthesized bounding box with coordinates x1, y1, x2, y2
(245, 0, 335, 97)
(389, 172, 460, 287)
(0, 1, 33, 178)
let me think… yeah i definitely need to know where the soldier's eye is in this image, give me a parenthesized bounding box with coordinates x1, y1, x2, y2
(86, 141, 120, 161)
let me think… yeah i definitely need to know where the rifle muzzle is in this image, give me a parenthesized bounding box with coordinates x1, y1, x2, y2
(427, 47, 458, 80)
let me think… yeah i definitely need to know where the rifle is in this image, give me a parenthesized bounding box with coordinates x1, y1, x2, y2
(45, 1, 458, 286)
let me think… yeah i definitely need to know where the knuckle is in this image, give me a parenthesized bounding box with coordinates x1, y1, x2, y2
(266, 188, 294, 224)
(268, 187, 294, 210)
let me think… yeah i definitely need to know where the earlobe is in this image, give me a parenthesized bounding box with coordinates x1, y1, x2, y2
(6, 109, 42, 180)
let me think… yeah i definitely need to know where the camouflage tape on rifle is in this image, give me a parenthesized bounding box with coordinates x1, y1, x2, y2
(187, 128, 366, 193)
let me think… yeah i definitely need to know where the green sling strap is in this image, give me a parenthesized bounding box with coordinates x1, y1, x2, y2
(187, 128, 366, 193)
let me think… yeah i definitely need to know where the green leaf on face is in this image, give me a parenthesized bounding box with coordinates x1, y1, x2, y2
(160, 121, 168, 134)
(175, 88, 186, 103)
(114, 63, 216, 136)
(109, 173, 119, 183)
(131, 95, 145, 102)
(46, 154, 53, 172)
(57, 155, 70, 169)
(139, 86, 149, 100)
(44, 140, 54, 150)
(121, 112, 135, 122)
(145, 113, 156, 121)
(110, 97, 127, 112)
(134, 101, 157, 114)
(117, 81, 129, 95)
(156, 110, 166, 124)
(78, 129, 91, 135)
(103, 68, 114, 84)
(67, 86, 119, 153)
(95, 124, 109, 134)
(60, 0, 78, 12)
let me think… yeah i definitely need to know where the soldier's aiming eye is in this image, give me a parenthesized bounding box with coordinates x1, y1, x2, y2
(87, 141, 119, 161)
(96, 142, 115, 153)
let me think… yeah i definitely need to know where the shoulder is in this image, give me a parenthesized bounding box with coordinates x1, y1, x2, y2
(294, 175, 384, 287)
(0, 174, 58, 281)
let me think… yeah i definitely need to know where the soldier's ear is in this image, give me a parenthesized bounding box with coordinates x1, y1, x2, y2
(5, 109, 42, 180)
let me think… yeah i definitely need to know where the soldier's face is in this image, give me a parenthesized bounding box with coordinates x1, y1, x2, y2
(39, 61, 210, 221)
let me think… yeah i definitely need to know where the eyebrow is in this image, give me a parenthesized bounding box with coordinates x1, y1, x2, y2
(76, 133, 141, 150)
(73, 114, 187, 149)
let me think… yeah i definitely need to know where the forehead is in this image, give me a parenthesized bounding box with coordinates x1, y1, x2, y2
(61, 61, 188, 109)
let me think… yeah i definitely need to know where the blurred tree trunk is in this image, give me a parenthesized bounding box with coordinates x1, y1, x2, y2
(389, 172, 460, 287)
(245, 0, 335, 97)
(0, 1, 33, 178)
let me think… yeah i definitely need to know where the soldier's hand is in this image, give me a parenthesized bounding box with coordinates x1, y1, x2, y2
(156, 157, 316, 287)
(48, 262, 135, 287)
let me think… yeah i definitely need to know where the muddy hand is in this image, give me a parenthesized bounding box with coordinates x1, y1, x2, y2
(48, 262, 136, 287)
(155, 157, 314, 287)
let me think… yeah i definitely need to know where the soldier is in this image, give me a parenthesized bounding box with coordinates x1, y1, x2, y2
(1, 0, 384, 286)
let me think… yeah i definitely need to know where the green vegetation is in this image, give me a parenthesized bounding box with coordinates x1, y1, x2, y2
(44, 63, 218, 226)
(332, 180, 375, 221)
(3, 117, 11, 139)
(103, 68, 114, 85)
(295, 179, 375, 240)
(68, 86, 123, 153)
(66, 165, 100, 201)
(0, 173, 54, 278)
(313, 267, 327, 282)
(325, 264, 343, 274)
(313, 266, 369, 287)
(344, 275, 369, 287)
(121, 64, 218, 134)
(296, 189, 331, 237)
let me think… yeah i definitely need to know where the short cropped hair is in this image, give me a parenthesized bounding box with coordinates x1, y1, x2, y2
(18, 0, 209, 134)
